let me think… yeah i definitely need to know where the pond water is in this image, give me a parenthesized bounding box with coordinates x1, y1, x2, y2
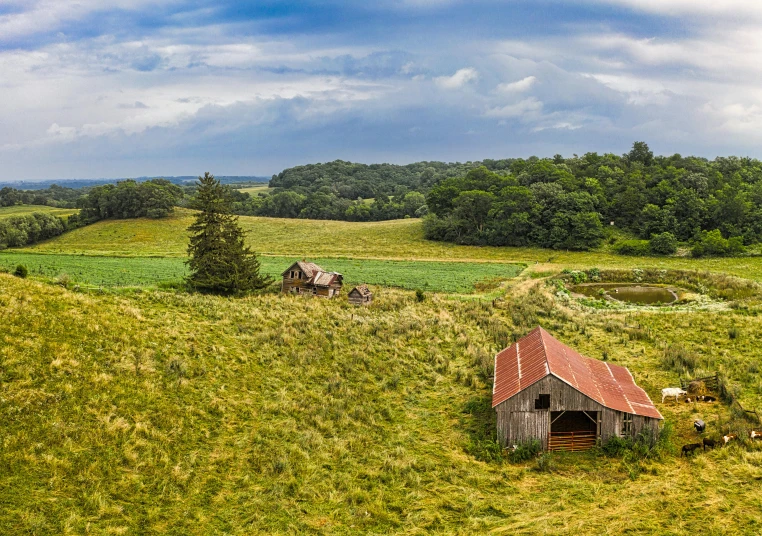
(570, 283, 678, 305)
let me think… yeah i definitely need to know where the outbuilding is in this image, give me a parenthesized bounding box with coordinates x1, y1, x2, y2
(348, 284, 373, 306)
(492, 327, 662, 451)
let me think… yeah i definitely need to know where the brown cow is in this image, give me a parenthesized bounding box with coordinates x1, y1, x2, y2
(681, 443, 702, 457)
(703, 438, 717, 451)
(722, 434, 738, 445)
(751, 431, 762, 440)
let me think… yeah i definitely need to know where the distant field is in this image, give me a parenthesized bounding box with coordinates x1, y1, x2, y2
(25, 209, 762, 281)
(0, 252, 524, 292)
(0, 205, 77, 220)
(239, 184, 271, 195)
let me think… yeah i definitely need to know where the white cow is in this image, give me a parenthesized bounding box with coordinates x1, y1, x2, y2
(751, 431, 762, 440)
(661, 387, 687, 403)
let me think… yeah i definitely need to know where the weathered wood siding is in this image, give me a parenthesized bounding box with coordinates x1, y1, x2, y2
(495, 375, 660, 449)
(348, 291, 372, 305)
(281, 277, 342, 298)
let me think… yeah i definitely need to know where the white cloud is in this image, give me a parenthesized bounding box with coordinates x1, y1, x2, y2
(484, 98, 543, 119)
(496, 76, 537, 93)
(434, 67, 478, 89)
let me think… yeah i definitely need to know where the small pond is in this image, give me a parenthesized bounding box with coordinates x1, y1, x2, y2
(570, 283, 678, 305)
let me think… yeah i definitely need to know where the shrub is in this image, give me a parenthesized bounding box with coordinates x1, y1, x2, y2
(13, 264, 28, 278)
(691, 229, 746, 257)
(534, 452, 555, 472)
(508, 439, 542, 463)
(415, 289, 425, 302)
(614, 240, 651, 256)
(649, 232, 678, 255)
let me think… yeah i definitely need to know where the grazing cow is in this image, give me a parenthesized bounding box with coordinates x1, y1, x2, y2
(694, 419, 706, 433)
(722, 434, 738, 445)
(681, 443, 702, 457)
(661, 387, 688, 403)
(703, 438, 717, 451)
(685, 397, 694, 403)
(698, 395, 717, 402)
(751, 431, 762, 440)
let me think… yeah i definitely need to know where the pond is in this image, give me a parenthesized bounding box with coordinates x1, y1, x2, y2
(570, 283, 678, 305)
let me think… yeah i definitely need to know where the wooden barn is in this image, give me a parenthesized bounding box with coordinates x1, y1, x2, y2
(493, 327, 662, 451)
(281, 261, 343, 298)
(348, 284, 372, 306)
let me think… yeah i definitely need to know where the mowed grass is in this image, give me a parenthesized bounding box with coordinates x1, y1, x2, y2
(0, 205, 77, 220)
(0, 252, 524, 292)
(25, 208, 762, 281)
(2, 273, 762, 534)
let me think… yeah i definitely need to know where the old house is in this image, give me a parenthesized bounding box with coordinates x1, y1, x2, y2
(493, 327, 662, 451)
(281, 261, 343, 298)
(348, 284, 373, 306)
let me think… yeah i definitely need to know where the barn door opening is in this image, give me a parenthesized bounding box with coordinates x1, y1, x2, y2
(548, 411, 598, 451)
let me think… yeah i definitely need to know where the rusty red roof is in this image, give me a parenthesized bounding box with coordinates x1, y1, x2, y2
(492, 326, 662, 419)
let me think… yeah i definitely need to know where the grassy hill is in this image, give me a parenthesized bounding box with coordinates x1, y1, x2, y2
(19, 209, 762, 282)
(2, 272, 762, 534)
(0, 205, 77, 220)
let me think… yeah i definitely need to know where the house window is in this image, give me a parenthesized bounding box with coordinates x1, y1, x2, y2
(289, 270, 295, 278)
(534, 394, 550, 410)
(622, 413, 633, 436)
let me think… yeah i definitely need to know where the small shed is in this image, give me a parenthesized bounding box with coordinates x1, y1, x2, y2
(348, 284, 373, 306)
(493, 327, 662, 451)
(281, 261, 343, 298)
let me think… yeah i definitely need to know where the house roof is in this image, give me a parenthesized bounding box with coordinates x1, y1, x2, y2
(349, 284, 372, 297)
(492, 327, 662, 419)
(281, 261, 325, 278)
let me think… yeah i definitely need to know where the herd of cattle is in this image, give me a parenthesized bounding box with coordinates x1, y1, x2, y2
(660, 388, 762, 457)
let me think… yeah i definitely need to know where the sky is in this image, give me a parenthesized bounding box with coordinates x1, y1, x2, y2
(2, 0, 762, 180)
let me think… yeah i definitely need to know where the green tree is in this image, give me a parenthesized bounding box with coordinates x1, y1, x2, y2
(186, 173, 271, 294)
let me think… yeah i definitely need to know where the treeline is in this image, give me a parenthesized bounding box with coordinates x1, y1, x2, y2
(0, 185, 83, 208)
(0, 213, 79, 249)
(422, 143, 762, 253)
(77, 179, 184, 221)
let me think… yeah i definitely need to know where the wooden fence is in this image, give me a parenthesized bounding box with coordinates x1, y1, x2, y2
(548, 431, 597, 452)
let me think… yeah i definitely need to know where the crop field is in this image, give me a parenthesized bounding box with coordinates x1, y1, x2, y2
(0, 205, 77, 220)
(25, 209, 762, 282)
(2, 271, 762, 534)
(0, 252, 524, 292)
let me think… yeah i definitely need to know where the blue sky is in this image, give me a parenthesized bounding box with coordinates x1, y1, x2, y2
(1, 0, 761, 180)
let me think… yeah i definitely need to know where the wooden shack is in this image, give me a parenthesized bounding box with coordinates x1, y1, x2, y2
(493, 327, 662, 451)
(281, 261, 343, 298)
(348, 284, 372, 306)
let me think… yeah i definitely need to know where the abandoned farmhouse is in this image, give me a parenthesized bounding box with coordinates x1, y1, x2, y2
(281, 261, 343, 298)
(348, 284, 373, 305)
(492, 327, 662, 451)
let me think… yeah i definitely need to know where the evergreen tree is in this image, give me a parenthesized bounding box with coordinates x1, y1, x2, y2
(186, 172, 271, 293)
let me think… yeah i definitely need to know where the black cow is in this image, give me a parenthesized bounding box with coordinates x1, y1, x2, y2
(703, 438, 717, 451)
(681, 443, 702, 457)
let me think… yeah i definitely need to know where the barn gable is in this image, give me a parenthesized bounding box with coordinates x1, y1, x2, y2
(492, 327, 661, 419)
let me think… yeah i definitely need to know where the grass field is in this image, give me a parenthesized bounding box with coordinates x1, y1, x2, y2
(0, 205, 77, 220)
(2, 272, 762, 534)
(238, 184, 271, 195)
(0, 252, 524, 292)
(24, 209, 762, 282)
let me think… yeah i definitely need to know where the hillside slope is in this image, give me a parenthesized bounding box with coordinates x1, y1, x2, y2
(2, 274, 762, 534)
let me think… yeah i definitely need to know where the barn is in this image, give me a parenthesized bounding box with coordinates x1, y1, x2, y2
(492, 327, 662, 451)
(348, 284, 373, 306)
(281, 261, 343, 298)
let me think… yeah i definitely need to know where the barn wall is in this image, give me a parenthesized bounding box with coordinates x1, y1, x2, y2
(495, 376, 660, 449)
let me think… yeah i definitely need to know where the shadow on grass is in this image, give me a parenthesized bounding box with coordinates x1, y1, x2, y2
(461, 393, 504, 463)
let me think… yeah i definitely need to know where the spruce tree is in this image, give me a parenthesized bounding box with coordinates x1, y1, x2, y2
(186, 172, 271, 293)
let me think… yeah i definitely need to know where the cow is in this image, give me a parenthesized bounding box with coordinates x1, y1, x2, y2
(751, 431, 762, 440)
(685, 397, 694, 403)
(661, 387, 687, 403)
(698, 395, 717, 402)
(722, 434, 738, 445)
(703, 438, 717, 451)
(681, 443, 702, 457)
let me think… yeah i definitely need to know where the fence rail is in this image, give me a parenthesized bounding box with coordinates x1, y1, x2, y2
(548, 431, 597, 452)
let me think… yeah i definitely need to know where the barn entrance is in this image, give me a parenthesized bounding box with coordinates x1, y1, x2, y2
(548, 411, 598, 451)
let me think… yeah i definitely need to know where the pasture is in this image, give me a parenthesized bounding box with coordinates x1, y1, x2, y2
(238, 184, 271, 195)
(24, 209, 762, 282)
(0, 252, 524, 293)
(0, 205, 77, 220)
(2, 272, 762, 534)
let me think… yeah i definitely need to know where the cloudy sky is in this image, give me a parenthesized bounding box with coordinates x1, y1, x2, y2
(2, 0, 761, 180)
